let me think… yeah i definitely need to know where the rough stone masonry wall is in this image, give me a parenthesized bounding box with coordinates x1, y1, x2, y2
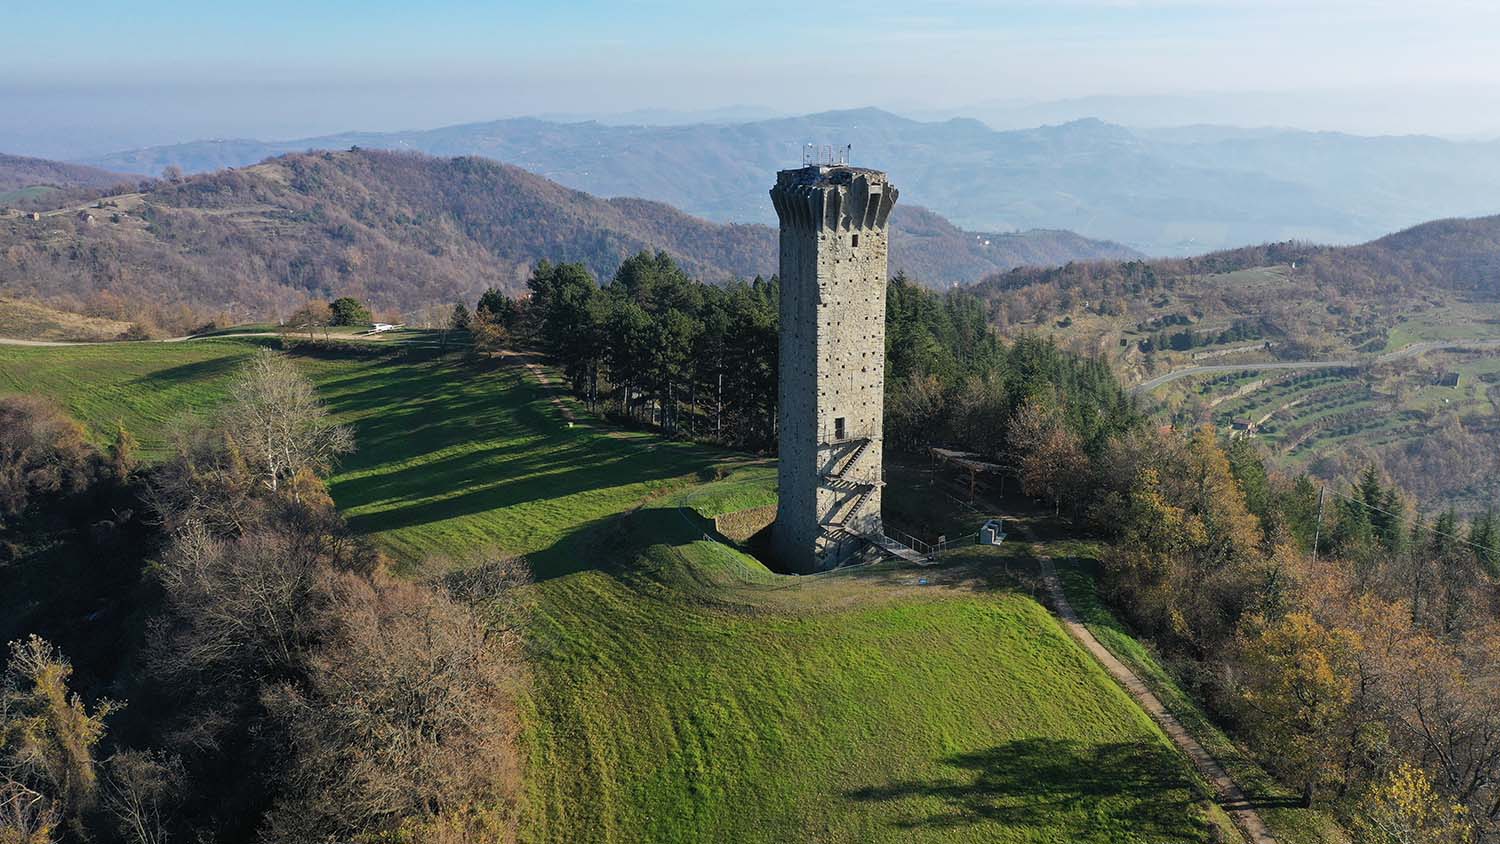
(770, 166, 897, 573)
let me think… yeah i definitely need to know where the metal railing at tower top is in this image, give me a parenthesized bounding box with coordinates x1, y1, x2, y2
(802, 143, 851, 167)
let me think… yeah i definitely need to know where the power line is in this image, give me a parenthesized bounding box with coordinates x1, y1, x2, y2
(1314, 484, 1496, 557)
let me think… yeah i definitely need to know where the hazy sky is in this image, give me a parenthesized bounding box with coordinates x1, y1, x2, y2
(7, 0, 1500, 158)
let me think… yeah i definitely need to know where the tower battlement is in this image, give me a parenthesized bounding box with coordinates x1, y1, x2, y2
(770, 164, 898, 573)
(770, 166, 897, 233)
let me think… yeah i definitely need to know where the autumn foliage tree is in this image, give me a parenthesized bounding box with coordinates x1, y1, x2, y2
(1007, 397, 1088, 516)
(0, 636, 118, 841)
(260, 571, 522, 842)
(1354, 764, 1472, 844)
(1237, 612, 1364, 806)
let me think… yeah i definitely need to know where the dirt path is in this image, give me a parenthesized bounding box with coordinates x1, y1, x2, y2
(1038, 557, 1276, 844)
(499, 350, 577, 423)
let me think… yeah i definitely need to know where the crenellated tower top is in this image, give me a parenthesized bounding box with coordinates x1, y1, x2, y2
(769, 165, 898, 233)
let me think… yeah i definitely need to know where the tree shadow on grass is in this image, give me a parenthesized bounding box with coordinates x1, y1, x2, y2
(130, 353, 250, 387)
(845, 737, 1207, 842)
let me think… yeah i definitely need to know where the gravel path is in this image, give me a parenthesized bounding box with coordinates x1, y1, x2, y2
(501, 349, 578, 423)
(1038, 557, 1277, 844)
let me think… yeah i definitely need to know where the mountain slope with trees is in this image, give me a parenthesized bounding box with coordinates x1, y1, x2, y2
(0, 148, 1132, 332)
(969, 215, 1500, 516)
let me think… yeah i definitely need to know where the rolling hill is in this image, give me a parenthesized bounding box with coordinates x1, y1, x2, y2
(0, 152, 133, 208)
(79, 108, 1500, 254)
(971, 214, 1500, 516)
(0, 148, 1132, 330)
(0, 336, 1245, 843)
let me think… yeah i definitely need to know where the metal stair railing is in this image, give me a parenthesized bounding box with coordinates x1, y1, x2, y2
(824, 437, 871, 479)
(827, 483, 876, 527)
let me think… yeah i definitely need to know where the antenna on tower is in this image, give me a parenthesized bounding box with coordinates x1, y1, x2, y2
(801, 143, 852, 167)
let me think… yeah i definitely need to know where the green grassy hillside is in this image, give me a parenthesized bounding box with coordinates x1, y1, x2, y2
(0, 339, 261, 456)
(0, 337, 1233, 842)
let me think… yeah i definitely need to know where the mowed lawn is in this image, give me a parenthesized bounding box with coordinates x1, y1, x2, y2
(0, 338, 1225, 843)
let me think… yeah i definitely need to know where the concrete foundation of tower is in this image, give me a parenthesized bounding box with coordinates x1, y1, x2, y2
(768, 164, 898, 574)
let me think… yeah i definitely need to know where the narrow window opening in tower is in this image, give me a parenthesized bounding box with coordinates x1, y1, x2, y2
(834, 417, 846, 440)
(851, 233, 859, 247)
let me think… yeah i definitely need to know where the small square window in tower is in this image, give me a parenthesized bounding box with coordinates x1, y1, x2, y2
(834, 417, 846, 441)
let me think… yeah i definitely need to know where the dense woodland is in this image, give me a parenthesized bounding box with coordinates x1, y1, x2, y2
(971, 218, 1500, 518)
(979, 214, 1500, 305)
(973, 216, 1500, 347)
(515, 253, 1138, 459)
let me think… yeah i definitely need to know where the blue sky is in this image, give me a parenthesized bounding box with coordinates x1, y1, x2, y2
(6, 1, 1500, 157)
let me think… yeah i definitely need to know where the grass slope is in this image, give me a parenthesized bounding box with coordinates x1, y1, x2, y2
(1, 337, 1225, 842)
(0, 339, 260, 456)
(0, 297, 136, 342)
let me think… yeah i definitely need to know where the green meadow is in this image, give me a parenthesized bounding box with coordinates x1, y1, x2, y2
(0, 337, 1232, 843)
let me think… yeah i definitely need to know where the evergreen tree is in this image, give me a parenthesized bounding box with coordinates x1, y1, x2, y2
(328, 296, 372, 326)
(1468, 507, 1498, 576)
(1226, 436, 1271, 523)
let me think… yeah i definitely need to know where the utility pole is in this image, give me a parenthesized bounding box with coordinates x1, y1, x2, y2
(1312, 484, 1326, 563)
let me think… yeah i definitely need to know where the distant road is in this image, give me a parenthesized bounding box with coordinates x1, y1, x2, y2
(0, 332, 289, 347)
(1131, 339, 1500, 395)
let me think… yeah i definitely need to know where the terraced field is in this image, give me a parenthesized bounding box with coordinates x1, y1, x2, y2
(0, 336, 1237, 843)
(1156, 344, 1500, 505)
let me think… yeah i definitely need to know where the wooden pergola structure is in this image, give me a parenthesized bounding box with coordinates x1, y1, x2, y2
(928, 447, 1009, 500)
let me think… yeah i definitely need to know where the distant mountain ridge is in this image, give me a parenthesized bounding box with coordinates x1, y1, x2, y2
(79, 107, 1500, 255)
(0, 148, 1133, 330)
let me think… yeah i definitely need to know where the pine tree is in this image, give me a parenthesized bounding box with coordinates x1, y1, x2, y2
(1468, 507, 1497, 576)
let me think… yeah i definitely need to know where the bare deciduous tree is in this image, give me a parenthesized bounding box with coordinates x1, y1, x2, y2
(0, 779, 59, 844)
(260, 570, 522, 842)
(151, 520, 333, 685)
(219, 350, 354, 498)
(0, 396, 97, 527)
(100, 751, 180, 844)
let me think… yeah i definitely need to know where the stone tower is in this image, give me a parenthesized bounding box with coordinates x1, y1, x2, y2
(770, 163, 898, 573)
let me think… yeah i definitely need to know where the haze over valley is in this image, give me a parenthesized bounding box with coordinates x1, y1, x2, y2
(68, 107, 1500, 256)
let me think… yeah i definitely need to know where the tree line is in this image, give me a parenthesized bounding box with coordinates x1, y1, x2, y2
(505, 252, 1138, 460)
(490, 252, 780, 447)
